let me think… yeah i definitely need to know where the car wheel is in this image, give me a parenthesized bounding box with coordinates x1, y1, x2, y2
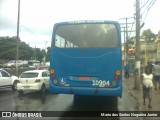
(12, 81, 18, 91)
(41, 84, 46, 94)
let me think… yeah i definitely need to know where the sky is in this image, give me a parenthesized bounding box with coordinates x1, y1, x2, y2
(0, 0, 160, 48)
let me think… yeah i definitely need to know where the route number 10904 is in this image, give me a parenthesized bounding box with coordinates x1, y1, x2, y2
(92, 80, 110, 87)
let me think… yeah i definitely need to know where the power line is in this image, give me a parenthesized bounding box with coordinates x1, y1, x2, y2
(139, 0, 150, 10)
(120, 17, 135, 63)
(120, 17, 135, 38)
(21, 25, 37, 36)
(20, 25, 50, 47)
(141, 0, 156, 23)
(140, 0, 155, 16)
(128, 21, 136, 38)
(144, 0, 156, 21)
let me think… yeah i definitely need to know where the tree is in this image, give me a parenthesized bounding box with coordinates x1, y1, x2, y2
(19, 41, 33, 60)
(34, 48, 47, 62)
(0, 36, 17, 59)
(0, 36, 47, 61)
(158, 30, 160, 42)
(142, 29, 156, 42)
(46, 47, 50, 62)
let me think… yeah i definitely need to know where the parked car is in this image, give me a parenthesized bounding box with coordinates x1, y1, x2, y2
(28, 60, 41, 68)
(17, 69, 50, 94)
(0, 69, 19, 91)
(3, 60, 23, 68)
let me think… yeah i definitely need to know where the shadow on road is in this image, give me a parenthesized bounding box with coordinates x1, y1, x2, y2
(58, 96, 119, 120)
(17, 91, 49, 104)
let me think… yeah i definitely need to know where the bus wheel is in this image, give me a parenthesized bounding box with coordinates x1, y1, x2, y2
(18, 90, 23, 95)
(73, 95, 80, 104)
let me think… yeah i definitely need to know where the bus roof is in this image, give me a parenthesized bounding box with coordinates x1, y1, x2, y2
(53, 20, 120, 26)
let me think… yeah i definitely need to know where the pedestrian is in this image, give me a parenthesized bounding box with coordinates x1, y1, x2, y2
(152, 61, 160, 90)
(145, 62, 153, 73)
(124, 64, 129, 79)
(141, 67, 154, 108)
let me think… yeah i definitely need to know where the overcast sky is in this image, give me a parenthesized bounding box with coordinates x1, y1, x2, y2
(0, 0, 159, 48)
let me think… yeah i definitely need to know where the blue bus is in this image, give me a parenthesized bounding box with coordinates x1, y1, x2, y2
(50, 20, 122, 100)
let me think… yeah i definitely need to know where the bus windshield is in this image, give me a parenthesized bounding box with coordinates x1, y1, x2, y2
(54, 24, 118, 48)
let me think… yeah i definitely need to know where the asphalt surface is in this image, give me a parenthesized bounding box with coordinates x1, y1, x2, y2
(0, 75, 160, 120)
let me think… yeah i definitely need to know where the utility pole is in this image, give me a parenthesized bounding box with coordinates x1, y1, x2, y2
(134, 0, 141, 90)
(121, 27, 126, 64)
(125, 18, 129, 64)
(120, 17, 134, 64)
(16, 0, 20, 76)
(157, 30, 160, 61)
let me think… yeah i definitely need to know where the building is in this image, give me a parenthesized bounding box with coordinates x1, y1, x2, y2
(122, 34, 159, 72)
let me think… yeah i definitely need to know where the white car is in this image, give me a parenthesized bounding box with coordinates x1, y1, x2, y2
(0, 69, 19, 91)
(17, 69, 50, 94)
(3, 60, 23, 68)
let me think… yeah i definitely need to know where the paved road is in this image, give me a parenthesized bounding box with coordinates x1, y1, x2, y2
(0, 77, 160, 120)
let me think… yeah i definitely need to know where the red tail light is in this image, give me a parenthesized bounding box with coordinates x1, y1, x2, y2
(52, 74, 56, 79)
(114, 76, 119, 80)
(35, 79, 41, 83)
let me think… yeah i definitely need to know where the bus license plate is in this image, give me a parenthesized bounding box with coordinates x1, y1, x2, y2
(78, 76, 90, 80)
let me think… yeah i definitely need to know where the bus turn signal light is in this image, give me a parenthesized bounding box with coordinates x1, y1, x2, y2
(50, 69, 55, 74)
(116, 70, 121, 75)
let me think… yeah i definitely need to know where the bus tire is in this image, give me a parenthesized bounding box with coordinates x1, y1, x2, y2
(18, 90, 23, 95)
(73, 95, 80, 104)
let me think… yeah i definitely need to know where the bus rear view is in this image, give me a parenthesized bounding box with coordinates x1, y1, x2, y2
(50, 20, 122, 98)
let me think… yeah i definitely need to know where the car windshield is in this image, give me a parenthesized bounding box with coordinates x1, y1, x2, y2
(20, 73, 38, 78)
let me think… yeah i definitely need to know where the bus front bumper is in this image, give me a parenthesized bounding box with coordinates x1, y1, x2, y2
(50, 85, 122, 97)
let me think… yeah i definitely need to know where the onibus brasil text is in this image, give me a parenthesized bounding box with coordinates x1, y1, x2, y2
(6, 112, 42, 118)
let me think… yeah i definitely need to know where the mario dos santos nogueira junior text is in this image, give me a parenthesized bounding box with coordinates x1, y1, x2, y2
(101, 112, 159, 117)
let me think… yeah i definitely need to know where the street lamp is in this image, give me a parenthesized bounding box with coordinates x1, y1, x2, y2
(16, 0, 20, 76)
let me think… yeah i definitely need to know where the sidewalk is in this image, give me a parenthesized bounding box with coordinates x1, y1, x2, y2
(123, 74, 160, 119)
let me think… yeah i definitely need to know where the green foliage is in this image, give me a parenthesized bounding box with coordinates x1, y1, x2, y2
(142, 29, 156, 42)
(0, 36, 49, 61)
(35, 48, 43, 62)
(46, 47, 50, 62)
(0, 36, 17, 59)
